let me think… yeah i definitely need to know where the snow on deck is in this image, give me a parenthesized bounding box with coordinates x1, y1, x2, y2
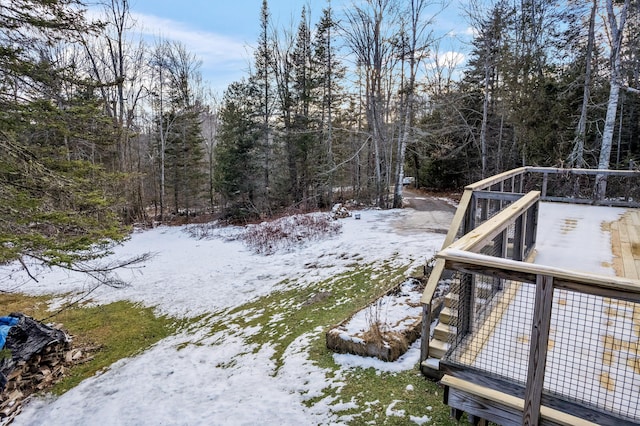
(535, 202, 626, 276)
(456, 202, 640, 421)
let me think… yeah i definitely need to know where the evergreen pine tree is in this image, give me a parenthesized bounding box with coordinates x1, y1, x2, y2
(213, 81, 260, 221)
(0, 0, 131, 273)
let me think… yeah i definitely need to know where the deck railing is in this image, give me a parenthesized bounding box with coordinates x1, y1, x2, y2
(524, 167, 640, 207)
(420, 168, 531, 361)
(421, 167, 640, 361)
(421, 166, 640, 424)
(438, 248, 640, 424)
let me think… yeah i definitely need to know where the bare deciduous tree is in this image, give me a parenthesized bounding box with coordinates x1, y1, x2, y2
(392, 0, 441, 207)
(343, 0, 399, 208)
(597, 0, 631, 198)
(81, 0, 147, 221)
(568, 0, 598, 169)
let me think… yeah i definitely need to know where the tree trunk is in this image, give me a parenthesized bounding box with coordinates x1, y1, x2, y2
(393, 0, 432, 208)
(480, 60, 490, 178)
(569, 0, 597, 168)
(596, 0, 630, 199)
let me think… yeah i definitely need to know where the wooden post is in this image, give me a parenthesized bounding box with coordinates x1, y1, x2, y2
(523, 274, 554, 426)
(513, 215, 525, 261)
(480, 198, 488, 222)
(519, 171, 524, 193)
(525, 201, 539, 251)
(468, 415, 489, 426)
(459, 273, 474, 336)
(625, 163, 632, 201)
(489, 230, 506, 293)
(465, 195, 477, 234)
(421, 304, 431, 361)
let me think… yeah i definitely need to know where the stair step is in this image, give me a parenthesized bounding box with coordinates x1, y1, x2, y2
(476, 281, 493, 299)
(433, 322, 457, 341)
(444, 292, 458, 308)
(422, 357, 440, 370)
(420, 357, 443, 380)
(428, 338, 450, 359)
(439, 306, 458, 325)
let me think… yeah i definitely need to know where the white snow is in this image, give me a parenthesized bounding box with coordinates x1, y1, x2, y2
(2, 207, 449, 425)
(535, 202, 625, 275)
(410, 414, 432, 425)
(385, 400, 406, 417)
(333, 339, 423, 373)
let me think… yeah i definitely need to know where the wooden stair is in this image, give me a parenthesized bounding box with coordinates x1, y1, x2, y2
(424, 281, 499, 376)
(426, 290, 459, 364)
(433, 322, 457, 342)
(439, 306, 458, 325)
(428, 338, 450, 359)
(444, 292, 458, 308)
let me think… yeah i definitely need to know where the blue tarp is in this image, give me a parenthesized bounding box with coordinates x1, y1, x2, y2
(0, 316, 19, 349)
(1, 313, 67, 390)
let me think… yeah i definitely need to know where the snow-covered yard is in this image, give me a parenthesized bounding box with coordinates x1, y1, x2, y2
(3, 206, 452, 425)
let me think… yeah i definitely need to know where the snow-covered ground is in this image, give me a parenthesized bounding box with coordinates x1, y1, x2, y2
(3, 206, 452, 426)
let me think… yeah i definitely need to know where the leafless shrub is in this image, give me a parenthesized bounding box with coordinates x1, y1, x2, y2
(183, 222, 221, 239)
(240, 214, 342, 255)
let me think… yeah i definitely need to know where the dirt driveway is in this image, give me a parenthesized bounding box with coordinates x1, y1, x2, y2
(392, 188, 457, 235)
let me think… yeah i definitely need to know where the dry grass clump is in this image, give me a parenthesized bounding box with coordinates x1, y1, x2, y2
(361, 319, 411, 360)
(326, 279, 424, 362)
(182, 213, 342, 254)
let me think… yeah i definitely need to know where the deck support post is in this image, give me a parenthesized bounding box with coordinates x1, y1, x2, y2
(523, 274, 554, 425)
(541, 172, 548, 197)
(465, 195, 477, 235)
(421, 304, 431, 361)
(514, 214, 526, 261)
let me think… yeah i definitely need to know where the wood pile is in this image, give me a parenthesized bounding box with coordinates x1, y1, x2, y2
(0, 315, 98, 425)
(330, 203, 352, 219)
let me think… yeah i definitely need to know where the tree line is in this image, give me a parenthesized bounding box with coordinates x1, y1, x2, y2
(1, 0, 639, 269)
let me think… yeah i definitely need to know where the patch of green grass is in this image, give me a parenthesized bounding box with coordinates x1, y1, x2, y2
(215, 260, 410, 366)
(0, 349, 11, 361)
(0, 293, 52, 318)
(0, 293, 176, 395)
(199, 259, 456, 425)
(318, 367, 454, 425)
(50, 301, 176, 394)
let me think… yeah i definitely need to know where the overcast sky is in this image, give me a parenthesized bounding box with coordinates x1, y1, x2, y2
(116, 0, 473, 93)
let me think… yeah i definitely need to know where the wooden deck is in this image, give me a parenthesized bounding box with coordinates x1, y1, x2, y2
(424, 168, 640, 424)
(530, 204, 640, 415)
(533, 204, 640, 281)
(610, 210, 640, 280)
(443, 203, 640, 424)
